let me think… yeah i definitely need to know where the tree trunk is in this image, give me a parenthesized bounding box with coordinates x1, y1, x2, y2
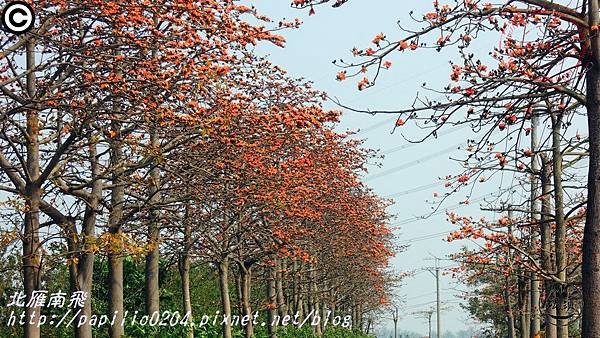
(73, 142, 102, 338)
(267, 265, 277, 338)
(144, 132, 161, 318)
(23, 38, 41, 338)
(276, 258, 288, 318)
(144, 238, 160, 316)
(358, 303, 364, 333)
(551, 113, 569, 338)
(145, 15, 161, 321)
(519, 276, 530, 338)
(179, 255, 193, 338)
(540, 156, 557, 338)
(218, 258, 233, 338)
(293, 259, 304, 323)
(108, 254, 124, 338)
(179, 214, 193, 338)
(583, 1, 600, 336)
(108, 109, 125, 338)
(530, 273, 541, 338)
(505, 218, 517, 338)
(505, 283, 517, 338)
(240, 263, 254, 338)
(530, 112, 541, 337)
(311, 267, 321, 336)
(329, 286, 337, 321)
(351, 302, 359, 332)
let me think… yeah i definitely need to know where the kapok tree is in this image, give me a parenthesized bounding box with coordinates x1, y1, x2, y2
(435, 93, 587, 336)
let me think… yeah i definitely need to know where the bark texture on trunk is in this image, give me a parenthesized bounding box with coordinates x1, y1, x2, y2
(519, 276, 530, 338)
(506, 218, 516, 338)
(108, 254, 124, 338)
(218, 258, 233, 338)
(108, 110, 125, 338)
(530, 274, 541, 337)
(145, 130, 161, 317)
(505, 283, 517, 338)
(541, 156, 557, 338)
(179, 215, 193, 338)
(23, 38, 41, 338)
(179, 255, 193, 338)
(583, 1, 600, 336)
(145, 17, 161, 322)
(276, 258, 287, 318)
(310, 267, 321, 336)
(551, 113, 569, 338)
(530, 113, 541, 337)
(144, 237, 160, 315)
(73, 142, 102, 338)
(240, 263, 254, 338)
(267, 266, 277, 338)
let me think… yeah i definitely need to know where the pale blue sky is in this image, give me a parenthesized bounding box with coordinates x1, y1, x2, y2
(250, 1, 507, 335)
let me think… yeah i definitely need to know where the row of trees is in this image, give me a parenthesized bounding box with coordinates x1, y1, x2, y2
(446, 103, 586, 337)
(292, 0, 599, 336)
(0, 1, 397, 337)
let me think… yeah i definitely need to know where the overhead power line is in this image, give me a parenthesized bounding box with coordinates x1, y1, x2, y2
(397, 231, 452, 244)
(391, 188, 512, 227)
(354, 117, 398, 136)
(383, 181, 443, 199)
(366, 142, 463, 181)
(380, 124, 471, 155)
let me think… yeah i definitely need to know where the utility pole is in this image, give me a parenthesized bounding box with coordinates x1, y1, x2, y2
(425, 257, 442, 338)
(413, 308, 434, 338)
(429, 310, 433, 338)
(436, 261, 441, 338)
(392, 306, 399, 338)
